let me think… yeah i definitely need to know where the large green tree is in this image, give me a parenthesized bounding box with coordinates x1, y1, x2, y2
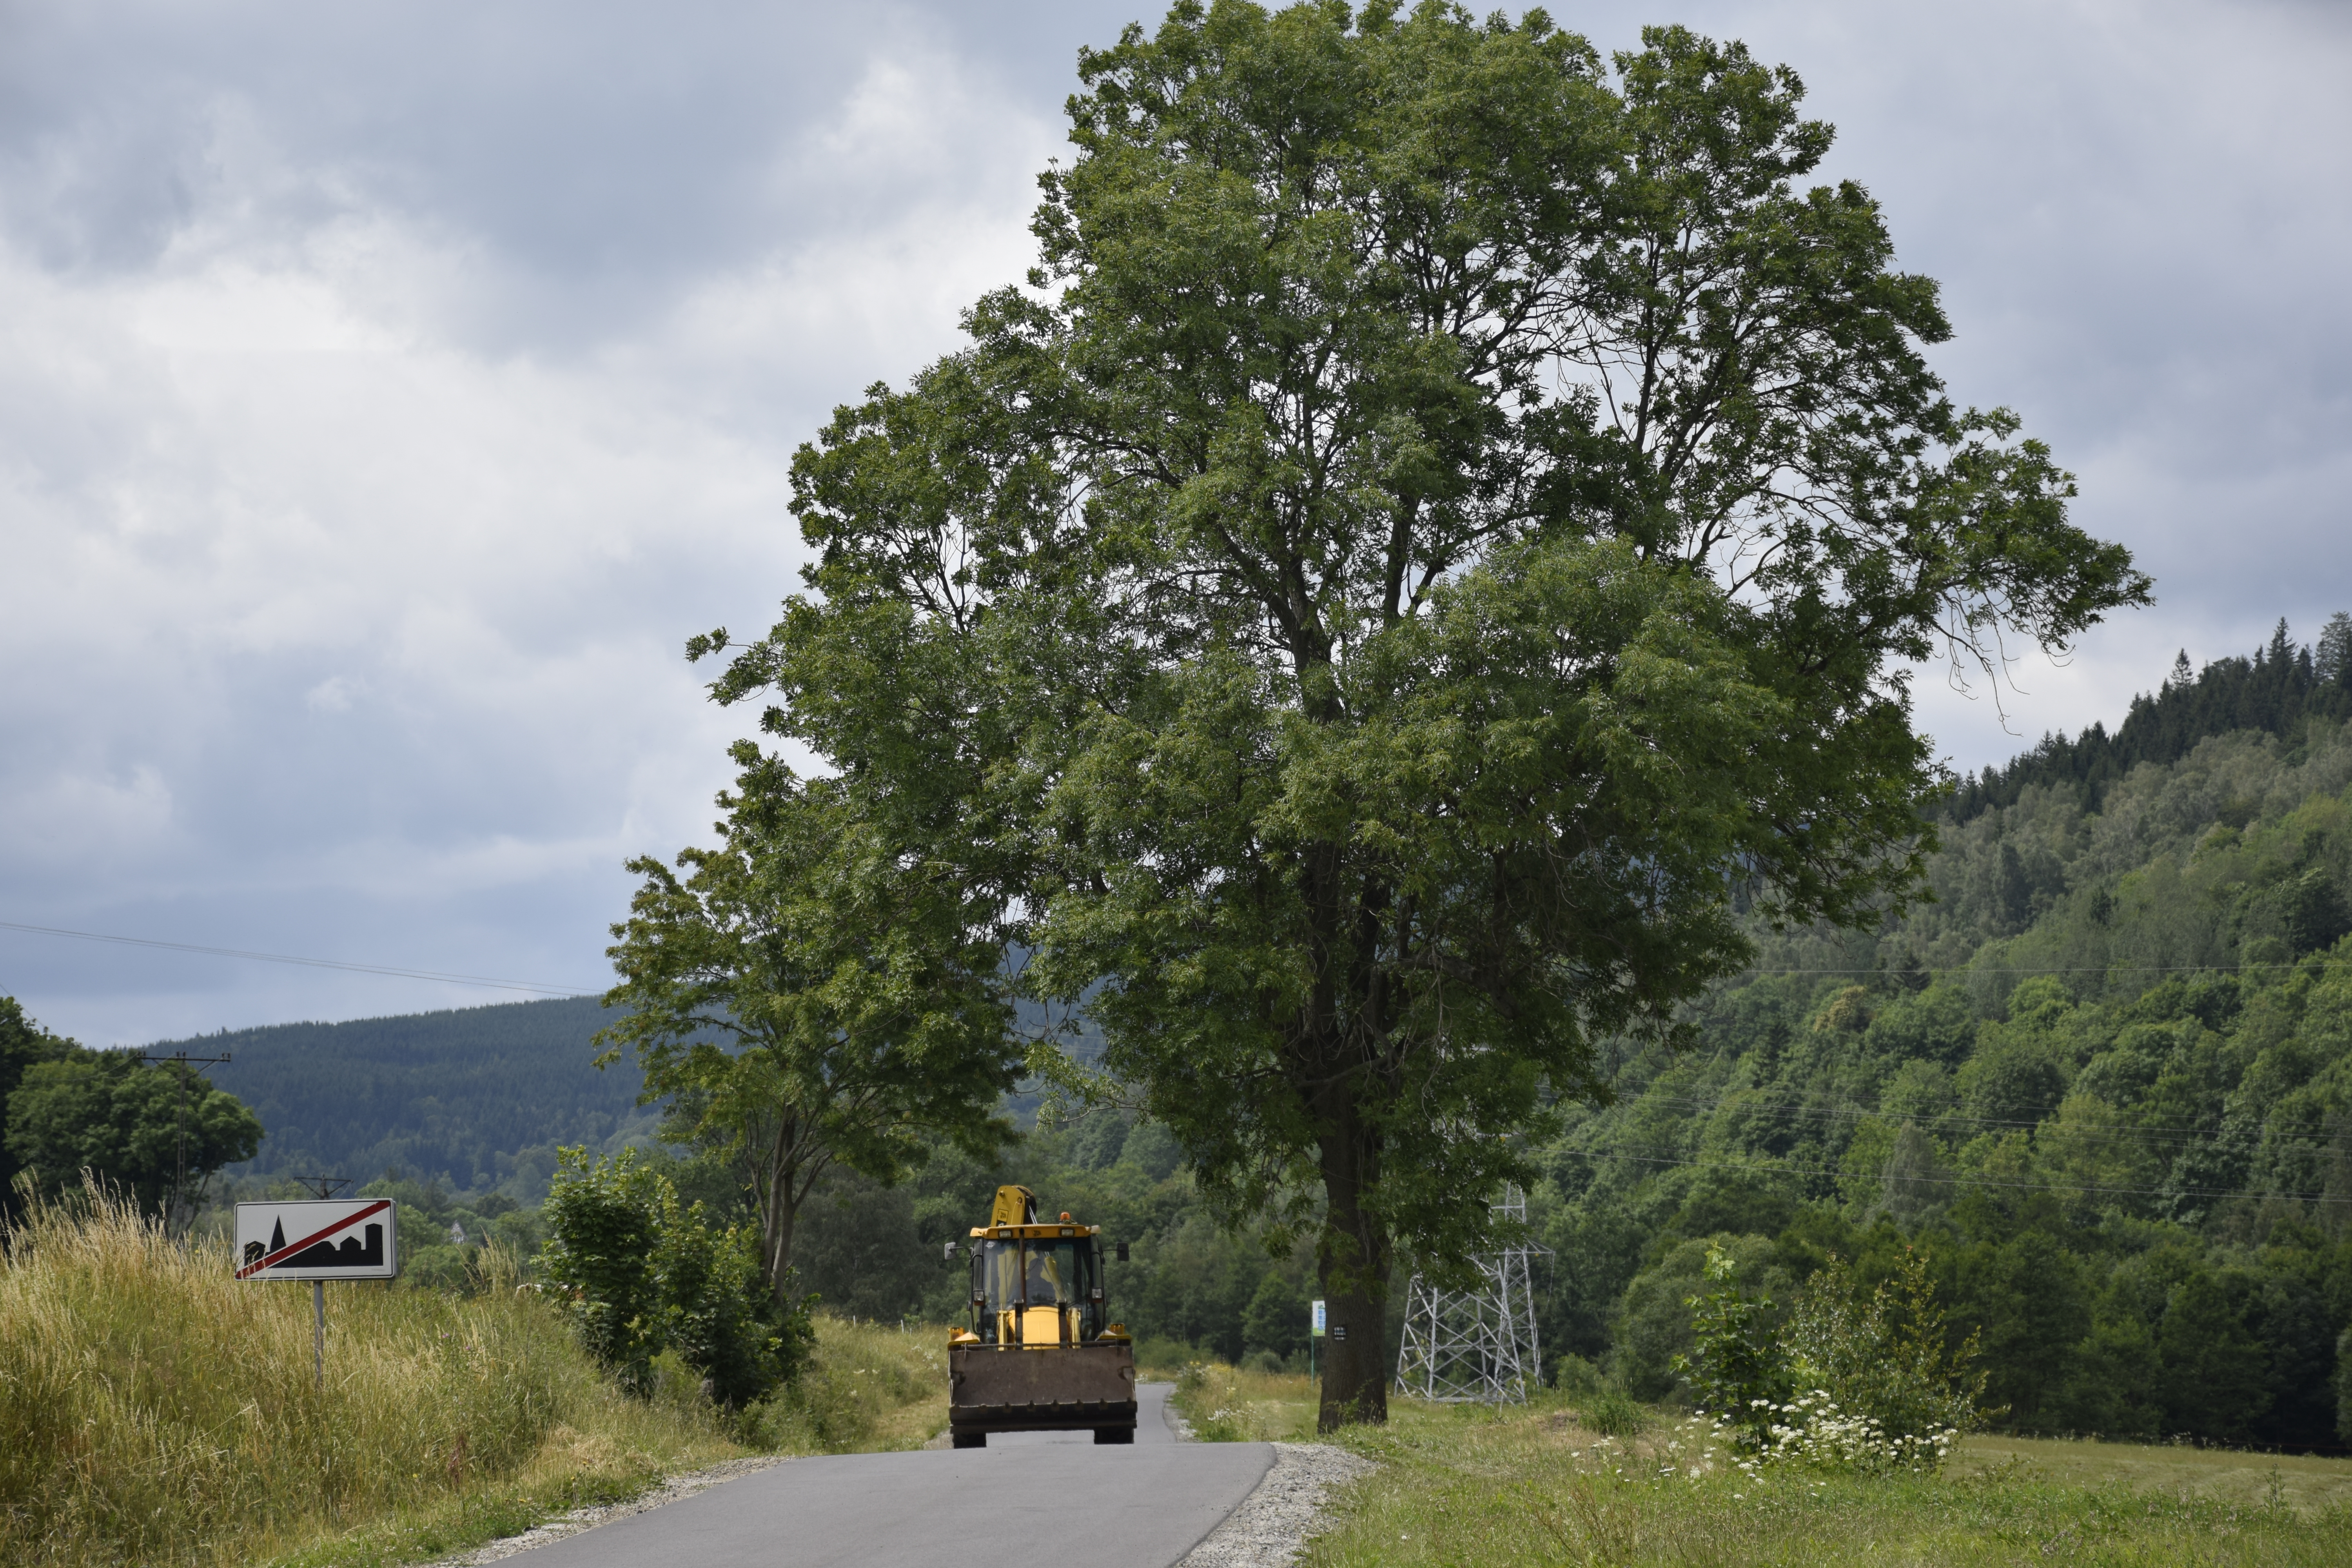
(6, 1048, 262, 1223)
(598, 748, 1024, 1308)
(699, 2, 2148, 1426)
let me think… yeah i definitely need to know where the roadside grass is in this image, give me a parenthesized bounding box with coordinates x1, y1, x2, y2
(747, 1314, 950, 1454)
(1956, 1435, 2352, 1514)
(1169, 1359, 1322, 1441)
(0, 1185, 740, 1568)
(1133, 1336, 1203, 1377)
(1167, 1365, 2352, 1565)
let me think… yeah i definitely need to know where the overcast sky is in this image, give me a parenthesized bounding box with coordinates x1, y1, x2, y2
(3, 0, 2347, 1046)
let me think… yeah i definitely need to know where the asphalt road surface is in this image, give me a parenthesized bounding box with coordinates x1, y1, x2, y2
(509, 1383, 1276, 1568)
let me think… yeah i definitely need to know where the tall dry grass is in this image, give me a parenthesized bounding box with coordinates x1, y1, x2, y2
(748, 1314, 949, 1454)
(0, 1184, 737, 1567)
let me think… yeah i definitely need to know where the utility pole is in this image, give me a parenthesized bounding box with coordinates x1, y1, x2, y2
(129, 1049, 230, 1236)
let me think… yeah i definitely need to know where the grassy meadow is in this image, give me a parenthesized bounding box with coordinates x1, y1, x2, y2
(0, 1188, 960, 1568)
(1169, 1365, 2352, 1566)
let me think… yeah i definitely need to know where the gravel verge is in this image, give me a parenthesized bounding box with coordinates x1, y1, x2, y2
(1178, 1441, 1379, 1567)
(414, 1457, 786, 1566)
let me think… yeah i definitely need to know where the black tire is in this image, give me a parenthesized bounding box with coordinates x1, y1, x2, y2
(1093, 1425, 1136, 1445)
(951, 1432, 987, 1449)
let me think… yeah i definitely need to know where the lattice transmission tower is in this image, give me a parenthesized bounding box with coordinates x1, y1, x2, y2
(1393, 1184, 1546, 1403)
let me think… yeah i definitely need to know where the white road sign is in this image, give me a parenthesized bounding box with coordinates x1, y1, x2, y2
(236, 1198, 400, 1281)
(1311, 1299, 1326, 1336)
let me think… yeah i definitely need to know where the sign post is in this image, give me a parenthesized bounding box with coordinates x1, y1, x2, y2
(235, 1196, 399, 1389)
(1310, 1298, 1325, 1383)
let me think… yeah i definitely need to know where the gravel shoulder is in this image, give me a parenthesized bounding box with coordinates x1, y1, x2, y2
(1177, 1441, 1378, 1568)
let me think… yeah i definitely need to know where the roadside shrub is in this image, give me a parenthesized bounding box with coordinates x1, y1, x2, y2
(1782, 1248, 1993, 1456)
(1673, 1244, 1790, 1451)
(539, 1147, 809, 1407)
(655, 1180, 815, 1405)
(1679, 1242, 1992, 1472)
(1580, 1386, 1648, 1437)
(539, 1147, 666, 1389)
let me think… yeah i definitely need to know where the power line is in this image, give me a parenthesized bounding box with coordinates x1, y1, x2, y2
(0, 920, 599, 998)
(1600, 1150, 2352, 1206)
(1626, 1091, 2341, 1151)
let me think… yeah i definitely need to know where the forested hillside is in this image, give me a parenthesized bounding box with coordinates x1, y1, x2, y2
(1542, 629, 2352, 1451)
(178, 998, 657, 1196)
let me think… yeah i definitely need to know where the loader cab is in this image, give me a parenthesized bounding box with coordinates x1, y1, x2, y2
(971, 1229, 1107, 1346)
(966, 1186, 1114, 1346)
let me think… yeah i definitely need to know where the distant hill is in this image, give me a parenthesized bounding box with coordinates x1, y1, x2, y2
(152, 978, 1093, 1202)
(158, 996, 659, 1197)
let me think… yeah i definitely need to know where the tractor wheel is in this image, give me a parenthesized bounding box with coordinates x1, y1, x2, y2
(951, 1432, 987, 1449)
(1093, 1425, 1136, 1445)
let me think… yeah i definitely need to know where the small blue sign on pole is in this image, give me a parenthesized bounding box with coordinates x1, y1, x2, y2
(1311, 1299, 1327, 1337)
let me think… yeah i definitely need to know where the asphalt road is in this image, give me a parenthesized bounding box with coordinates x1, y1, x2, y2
(508, 1383, 1276, 1568)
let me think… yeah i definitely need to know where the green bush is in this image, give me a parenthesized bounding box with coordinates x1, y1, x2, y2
(1678, 1240, 1993, 1473)
(1673, 1244, 1790, 1451)
(539, 1147, 666, 1390)
(539, 1147, 809, 1408)
(1782, 1248, 1993, 1459)
(1550, 1352, 1604, 1398)
(654, 1180, 814, 1406)
(1579, 1386, 1646, 1437)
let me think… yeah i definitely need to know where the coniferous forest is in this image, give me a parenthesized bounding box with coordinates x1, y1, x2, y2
(38, 613, 2352, 1452)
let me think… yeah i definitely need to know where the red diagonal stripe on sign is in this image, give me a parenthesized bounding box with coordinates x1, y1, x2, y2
(236, 1200, 392, 1278)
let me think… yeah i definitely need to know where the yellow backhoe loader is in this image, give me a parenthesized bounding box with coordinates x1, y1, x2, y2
(946, 1185, 1136, 1446)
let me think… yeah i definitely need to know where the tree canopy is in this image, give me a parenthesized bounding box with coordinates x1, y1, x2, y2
(2, 1014, 262, 1225)
(698, 1, 2148, 1426)
(0, 997, 81, 1212)
(598, 747, 1025, 1306)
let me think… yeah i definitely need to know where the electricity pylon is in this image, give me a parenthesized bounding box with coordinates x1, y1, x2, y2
(1393, 1184, 1546, 1403)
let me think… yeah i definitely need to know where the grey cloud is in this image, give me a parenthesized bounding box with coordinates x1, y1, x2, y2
(2, 1, 2347, 1045)
(0, 1, 1087, 344)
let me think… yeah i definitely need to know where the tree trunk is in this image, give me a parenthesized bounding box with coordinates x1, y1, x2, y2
(760, 1170, 799, 1311)
(753, 1123, 811, 1312)
(1315, 1100, 1392, 1430)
